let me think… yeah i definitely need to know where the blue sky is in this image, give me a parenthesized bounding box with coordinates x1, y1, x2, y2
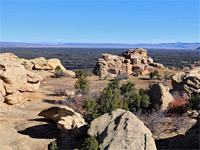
(0, 0, 199, 43)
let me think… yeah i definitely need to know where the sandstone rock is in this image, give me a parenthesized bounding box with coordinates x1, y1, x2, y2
(62, 70, 76, 77)
(150, 63, 165, 69)
(20, 82, 40, 92)
(149, 83, 174, 110)
(64, 89, 75, 96)
(0, 79, 6, 96)
(18, 58, 35, 70)
(0, 146, 13, 150)
(4, 91, 26, 105)
(0, 53, 19, 61)
(33, 57, 53, 70)
(0, 61, 27, 94)
(25, 70, 43, 83)
(47, 59, 66, 71)
(94, 48, 164, 78)
(88, 109, 157, 150)
(172, 67, 200, 95)
(141, 70, 150, 75)
(38, 106, 87, 136)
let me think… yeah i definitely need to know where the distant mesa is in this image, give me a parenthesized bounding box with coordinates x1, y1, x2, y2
(0, 41, 200, 48)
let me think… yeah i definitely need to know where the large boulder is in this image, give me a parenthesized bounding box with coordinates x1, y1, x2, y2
(149, 83, 174, 110)
(0, 79, 6, 96)
(4, 91, 26, 105)
(47, 59, 66, 71)
(172, 67, 200, 95)
(0, 60, 27, 94)
(32, 57, 53, 70)
(25, 70, 43, 83)
(88, 109, 157, 150)
(38, 106, 88, 136)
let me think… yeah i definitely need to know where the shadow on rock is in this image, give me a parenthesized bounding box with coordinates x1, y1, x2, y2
(43, 99, 66, 105)
(28, 118, 56, 123)
(139, 77, 150, 80)
(155, 118, 199, 149)
(18, 124, 61, 139)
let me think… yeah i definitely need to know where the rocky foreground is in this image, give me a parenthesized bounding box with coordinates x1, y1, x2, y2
(0, 49, 199, 150)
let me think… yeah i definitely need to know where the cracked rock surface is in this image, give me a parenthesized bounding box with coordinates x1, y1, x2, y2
(88, 109, 157, 150)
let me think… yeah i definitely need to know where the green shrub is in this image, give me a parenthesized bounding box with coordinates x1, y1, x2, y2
(124, 87, 150, 113)
(108, 79, 120, 90)
(99, 84, 123, 114)
(83, 98, 99, 121)
(120, 81, 135, 95)
(186, 94, 200, 111)
(149, 70, 160, 79)
(74, 75, 90, 95)
(55, 65, 62, 71)
(49, 140, 59, 150)
(164, 74, 171, 80)
(75, 70, 88, 78)
(80, 137, 99, 150)
(82, 80, 150, 122)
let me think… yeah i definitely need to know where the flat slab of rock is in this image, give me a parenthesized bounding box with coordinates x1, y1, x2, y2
(88, 109, 157, 150)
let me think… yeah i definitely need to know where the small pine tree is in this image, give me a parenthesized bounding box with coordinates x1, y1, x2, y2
(186, 94, 200, 111)
(74, 70, 90, 95)
(83, 98, 99, 120)
(75, 70, 88, 78)
(120, 81, 135, 95)
(80, 137, 99, 150)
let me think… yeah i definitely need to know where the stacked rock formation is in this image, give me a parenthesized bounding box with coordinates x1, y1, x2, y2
(171, 67, 200, 95)
(93, 48, 165, 78)
(0, 53, 43, 104)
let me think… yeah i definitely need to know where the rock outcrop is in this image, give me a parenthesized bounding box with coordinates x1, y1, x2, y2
(93, 48, 165, 78)
(171, 67, 200, 95)
(18, 57, 66, 71)
(88, 108, 157, 150)
(0, 54, 43, 105)
(38, 106, 88, 137)
(149, 83, 174, 110)
(0, 53, 75, 75)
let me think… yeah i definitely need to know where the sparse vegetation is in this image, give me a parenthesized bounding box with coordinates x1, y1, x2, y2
(149, 70, 160, 79)
(186, 94, 200, 111)
(55, 65, 62, 71)
(49, 140, 59, 150)
(54, 87, 65, 96)
(80, 137, 99, 150)
(82, 80, 151, 121)
(74, 70, 90, 95)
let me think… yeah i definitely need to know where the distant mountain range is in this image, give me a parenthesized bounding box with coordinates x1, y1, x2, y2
(0, 42, 200, 49)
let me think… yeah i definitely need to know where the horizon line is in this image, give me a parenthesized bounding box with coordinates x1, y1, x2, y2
(1, 41, 200, 44)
